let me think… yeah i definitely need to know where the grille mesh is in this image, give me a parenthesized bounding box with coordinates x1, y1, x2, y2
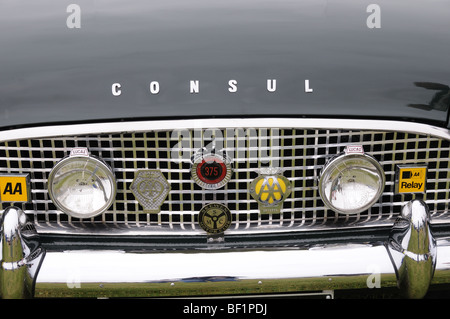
(0, 127, 449, 234)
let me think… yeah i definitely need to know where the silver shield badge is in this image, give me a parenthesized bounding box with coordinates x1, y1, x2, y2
(130, 170, 171, 213)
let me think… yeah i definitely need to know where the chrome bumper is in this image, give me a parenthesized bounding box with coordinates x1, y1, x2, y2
(2, 200, 450, 298)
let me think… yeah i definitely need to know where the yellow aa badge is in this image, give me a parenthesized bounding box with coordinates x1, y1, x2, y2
(0, 174, 31, 203)
(250, 168, 292, 214)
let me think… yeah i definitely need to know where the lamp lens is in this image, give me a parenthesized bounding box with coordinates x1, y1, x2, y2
(319, 152, 385, 214)
(48, 156, 116, 218)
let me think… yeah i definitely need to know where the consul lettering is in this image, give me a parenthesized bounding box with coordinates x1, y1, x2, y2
(111, 79, 314, 96)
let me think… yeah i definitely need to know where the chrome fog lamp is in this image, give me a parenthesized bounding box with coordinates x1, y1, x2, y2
(319, 145, 385, 214)
(48, 148, 116, 218)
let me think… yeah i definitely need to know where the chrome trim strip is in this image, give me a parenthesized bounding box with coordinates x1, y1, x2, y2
(1, 118, 449, 142)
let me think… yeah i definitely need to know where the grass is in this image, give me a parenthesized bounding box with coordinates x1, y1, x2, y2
(35, 274, 399, 298)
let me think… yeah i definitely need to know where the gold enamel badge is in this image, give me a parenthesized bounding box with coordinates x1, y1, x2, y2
(198, 203, 232, 234)
(250, 168, 292, 214)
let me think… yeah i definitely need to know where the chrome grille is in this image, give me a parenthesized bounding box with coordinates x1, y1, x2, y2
(0, 121, 449, 235)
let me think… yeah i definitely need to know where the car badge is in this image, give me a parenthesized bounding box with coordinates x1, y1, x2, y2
(130, 170, 171, 213)
(395, 165, 427, 194)
(0, 173, 31, 203)
(191, 148, 233, 189)
(198, 203, 232, 235)
(250, 167, 292, 214)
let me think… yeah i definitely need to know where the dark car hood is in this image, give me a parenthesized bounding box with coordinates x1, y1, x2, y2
(1, 0, 449, 129)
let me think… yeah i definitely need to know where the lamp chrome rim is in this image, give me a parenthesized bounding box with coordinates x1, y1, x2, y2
(47, 155, 117, 218)
(318, 152, 386, 215)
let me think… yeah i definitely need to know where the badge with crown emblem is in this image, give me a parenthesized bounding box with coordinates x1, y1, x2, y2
(191, 148, 233, 189)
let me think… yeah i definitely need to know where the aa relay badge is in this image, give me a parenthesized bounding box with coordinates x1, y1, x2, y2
(0, 174, 31, 202)
(395, 165, 427, 194)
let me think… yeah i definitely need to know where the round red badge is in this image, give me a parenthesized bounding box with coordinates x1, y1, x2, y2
(191, 152, 232, 189)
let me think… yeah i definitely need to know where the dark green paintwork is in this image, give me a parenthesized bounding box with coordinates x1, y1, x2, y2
(0, 0, 449, 129)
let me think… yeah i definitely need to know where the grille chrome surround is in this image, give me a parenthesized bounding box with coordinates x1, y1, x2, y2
(0, 118, 449, 235)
